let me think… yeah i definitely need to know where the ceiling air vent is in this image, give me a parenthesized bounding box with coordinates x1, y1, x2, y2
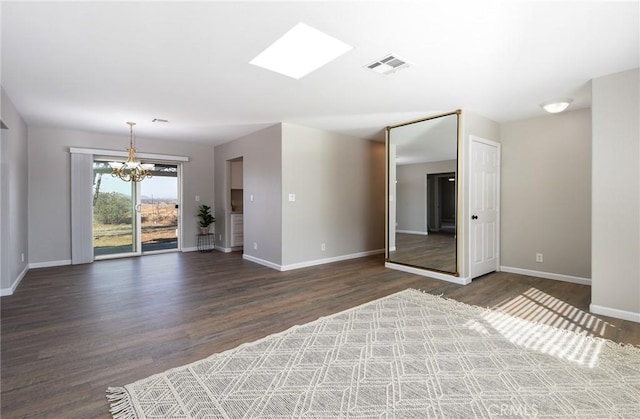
(365, 54, 410, 75)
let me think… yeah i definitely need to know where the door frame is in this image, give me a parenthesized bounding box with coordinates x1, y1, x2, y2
(92, 158, 184, 260)
(468, 135, 501, 279)
(426, 172, 456, 234)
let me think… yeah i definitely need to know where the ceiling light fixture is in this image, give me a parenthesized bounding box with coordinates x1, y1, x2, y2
(250, 22, 352, 79)
(109, 122, 154, 182)
(541, 98, 573, 114)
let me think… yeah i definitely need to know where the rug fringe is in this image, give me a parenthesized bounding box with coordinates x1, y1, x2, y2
(106, 386, 137, 419)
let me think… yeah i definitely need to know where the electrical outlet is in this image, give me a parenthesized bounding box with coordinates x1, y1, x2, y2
(253, 242, 258, 250)
(195, 195, 200, 202)
(536, 253, 543, 263)
(21, 253, 24, 262)
(321, 243, 326, 251)
(219, 234, 222, 241)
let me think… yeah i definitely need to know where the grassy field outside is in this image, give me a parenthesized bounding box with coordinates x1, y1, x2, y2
(93, 201, 178, 249)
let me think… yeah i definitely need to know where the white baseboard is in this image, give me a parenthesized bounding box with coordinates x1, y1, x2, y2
(500, 266, 591, 286)
(280, 249, 384, 271)
(385, 262, 471, 285)
(0, 264, 29, 297)
(215, 246, 233, 253)
(590, 303, 640, 323)
(396, 230, 428, 235)
(243, 249, 385, 272)
(242, 254, 281, 270)
(29, 259, 71, 269)
(184, 246, 238, 253)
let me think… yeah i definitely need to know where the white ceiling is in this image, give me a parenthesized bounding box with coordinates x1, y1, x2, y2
(1, 1, 638, 146)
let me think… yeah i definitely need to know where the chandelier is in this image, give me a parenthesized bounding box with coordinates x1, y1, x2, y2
(109, 122, 154, 182)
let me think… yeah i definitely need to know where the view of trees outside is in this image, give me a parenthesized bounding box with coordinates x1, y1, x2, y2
(93, 162, 178, 254)
(94, 192, 132, 225)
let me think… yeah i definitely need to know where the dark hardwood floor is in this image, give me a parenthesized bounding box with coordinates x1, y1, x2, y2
(389, 232, 456, 272)
(1, 251, 638, 418)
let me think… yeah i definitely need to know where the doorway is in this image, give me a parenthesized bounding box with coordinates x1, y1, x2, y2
(92, 161, 180, 258)
(229, 157, 244, 249)
(427, 172, 456, 235)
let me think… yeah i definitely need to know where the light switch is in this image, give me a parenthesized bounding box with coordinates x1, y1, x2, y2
(195, 195, 200, 202)
(250, 194, 254, 202)
(288, 193, 296, 202)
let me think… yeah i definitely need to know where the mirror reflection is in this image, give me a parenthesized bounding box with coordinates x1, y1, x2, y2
(387, 110, 460, 274)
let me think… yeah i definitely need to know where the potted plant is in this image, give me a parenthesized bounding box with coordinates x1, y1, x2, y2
(197, 204, 215, 235)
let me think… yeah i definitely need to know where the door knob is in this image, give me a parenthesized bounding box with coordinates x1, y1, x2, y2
(471, 215, 478, 220)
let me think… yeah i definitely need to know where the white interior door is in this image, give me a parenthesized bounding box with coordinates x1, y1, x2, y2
(469, 137, 500, 278)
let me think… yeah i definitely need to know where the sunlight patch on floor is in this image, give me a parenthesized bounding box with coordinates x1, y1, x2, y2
(469, 288, 615, 368)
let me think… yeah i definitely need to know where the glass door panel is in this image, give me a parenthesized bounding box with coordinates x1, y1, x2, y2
(92, 162, 137, 257)
(139, 164, 179, 252)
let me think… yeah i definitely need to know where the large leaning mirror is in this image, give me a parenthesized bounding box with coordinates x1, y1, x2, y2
(386, 110, 461, 275)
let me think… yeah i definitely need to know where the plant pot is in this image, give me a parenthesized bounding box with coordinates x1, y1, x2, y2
(200, 227, 210, 235)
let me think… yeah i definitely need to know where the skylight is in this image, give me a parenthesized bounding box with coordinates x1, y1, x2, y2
(250, 22, 352, 79)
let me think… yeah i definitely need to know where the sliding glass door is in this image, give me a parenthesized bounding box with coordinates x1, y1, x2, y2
(93, 162, 137, 257)
(139, 164, 179, 252)
(92, 161, 180, 258)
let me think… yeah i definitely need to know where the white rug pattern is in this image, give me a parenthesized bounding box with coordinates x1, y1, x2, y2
(108, 289, 640, 418)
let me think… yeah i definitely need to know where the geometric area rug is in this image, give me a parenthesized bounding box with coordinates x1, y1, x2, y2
(107, 289, 640, 418)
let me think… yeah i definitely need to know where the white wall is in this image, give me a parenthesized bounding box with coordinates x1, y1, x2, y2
(28, 126, 215, 265)
(214, 123, 385, 270)
(591, 68, 640, 321)
(396, 160, 456, 233)
(214, 124, 283, 265)
(500, 109, 592, 280)
(0, 87, 29, 294)
(281, 123, 385, 267)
